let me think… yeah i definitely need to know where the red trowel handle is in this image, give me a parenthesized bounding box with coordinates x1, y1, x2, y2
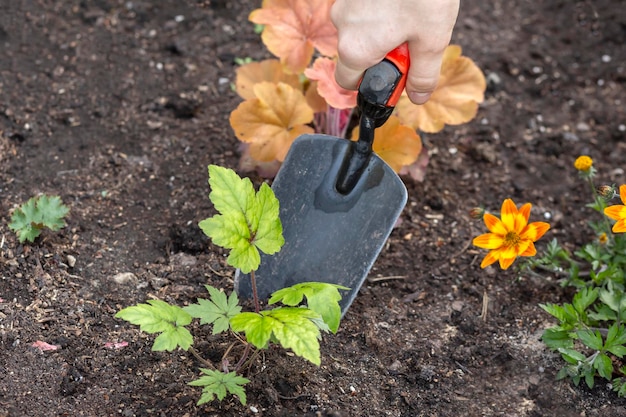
(357, 43, 410, 114)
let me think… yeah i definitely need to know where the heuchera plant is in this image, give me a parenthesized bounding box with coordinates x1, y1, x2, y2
(116, 165, 347, 406)
(9, 195, 70, 243)
(471, 156, 626, 397)
(229, 0, 486, 180)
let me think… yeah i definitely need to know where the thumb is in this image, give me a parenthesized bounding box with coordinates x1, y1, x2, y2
(334, 56, 366, 91)
(405, 45, 445, 105)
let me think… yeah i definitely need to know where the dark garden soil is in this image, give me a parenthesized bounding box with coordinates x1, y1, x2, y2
(1, 1, 626, 416)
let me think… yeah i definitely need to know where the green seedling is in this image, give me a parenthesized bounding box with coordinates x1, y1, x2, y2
(9, 195, 69, 243)
(517, 156, 626, 396)
(116, 165, 347, 406)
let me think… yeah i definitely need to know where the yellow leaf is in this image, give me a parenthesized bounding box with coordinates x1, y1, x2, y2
(304, 80, 328, 114)
(395, 45, 486, 133)
(230, 82, 314, 162)
(235, 59, 301, 100)
(351, 116, 422, 172)
(249, 0, 337, 74)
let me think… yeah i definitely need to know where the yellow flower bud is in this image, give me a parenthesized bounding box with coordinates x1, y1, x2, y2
(574, 155, 593, 172)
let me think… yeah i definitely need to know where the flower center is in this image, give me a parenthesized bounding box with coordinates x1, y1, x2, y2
(504, 231, 521, 246)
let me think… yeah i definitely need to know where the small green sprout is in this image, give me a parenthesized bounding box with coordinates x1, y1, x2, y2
(116, 165, 346, 407)
(9, 195, 70, 243)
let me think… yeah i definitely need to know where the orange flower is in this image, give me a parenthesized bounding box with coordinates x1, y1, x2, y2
(473, 199, 550, 270)
(604, 184, 626, 233)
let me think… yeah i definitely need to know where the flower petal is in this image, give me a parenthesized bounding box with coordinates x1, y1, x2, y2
(480, 250, 499, 268)
(521, 222, 551, 242)
(620, 185, 626, 206)
(519, 242, 537, 257)
(604, 205, 626, 222)
(499, 256, 517, 270)
(613, 219, 626, 233)
(483, 213, 507, 235)
(473, 233, 504, 250)
(515, 203, 532, 232)
(500, 199, 518, 231)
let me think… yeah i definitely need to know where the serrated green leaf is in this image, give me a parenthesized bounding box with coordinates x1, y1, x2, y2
(230, 312, 273, 348)
(605, 324, 626, 348)
(608, 345, 626, 358)
(614, 378, 626, 397)
(541, 328, 574, 350)
(115, 299, 193, 351)
(199, 165, 284, 273)
(208, 165, 256, 217)
(264, 307, 321, 365)
(36, 195, 70, 230)
(189, 368, 249, 405)
(230, 307, 322, 365)
(584, 370, 595, 389)
(573, 287, 598, 314)
(589, 304, 617, 321)
(268, 282, 348, 333)
(599, 287, 622, 313)
(153, 326, 193, 351)
(540, 303, 568, 323)
(577, 329, 604, 350)
(9, 195, 69, 243)
(594, 353, 614, 380)
(558, 347, 586, 364)
(183, 286, 242, 334)
(251, 183, 284, 256)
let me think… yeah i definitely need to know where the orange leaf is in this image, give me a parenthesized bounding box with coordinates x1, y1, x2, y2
(235, 59, 301, 100)
(351, 116, 422, 172)
(249, 0, 338, 74)
(304, 80, 328, 114)
(230, 82, 314, 162)
(304, 57, 357, 110)
(395, 45, 486, 133)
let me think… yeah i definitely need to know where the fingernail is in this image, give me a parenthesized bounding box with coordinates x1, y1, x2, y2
(408, 92, 431, 105)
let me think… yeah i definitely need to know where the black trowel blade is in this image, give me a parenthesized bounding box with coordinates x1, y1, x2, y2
(234, 134, 407, 315)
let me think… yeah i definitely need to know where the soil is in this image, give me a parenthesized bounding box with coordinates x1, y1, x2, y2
(1, 1, 626, 416)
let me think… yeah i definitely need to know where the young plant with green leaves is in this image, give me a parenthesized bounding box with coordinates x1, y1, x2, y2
(9, 195, 70, 243)
(116, 165, 347, 406)
(521, 156, 626, 396)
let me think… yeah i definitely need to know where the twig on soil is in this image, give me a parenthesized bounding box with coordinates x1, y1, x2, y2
(480, 291, 489, 322)
(368, 275, 407, 283)
(188, 346, 216, 370)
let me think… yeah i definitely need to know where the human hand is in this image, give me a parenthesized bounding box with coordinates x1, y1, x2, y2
(330, 0, 460, 105)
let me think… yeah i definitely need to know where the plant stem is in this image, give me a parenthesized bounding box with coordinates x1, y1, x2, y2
(188, 346, 216, 370)
(234, 343, 252, 373)
(250, 270, 260, 313)
(586, 176, 615, 244)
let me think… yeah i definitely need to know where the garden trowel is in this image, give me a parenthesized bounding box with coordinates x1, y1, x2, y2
(235, 45, 410, 316)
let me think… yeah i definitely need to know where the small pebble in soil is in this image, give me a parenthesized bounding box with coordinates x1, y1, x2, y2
(249, 405, 259, 413)
(112, 272, 138, 285)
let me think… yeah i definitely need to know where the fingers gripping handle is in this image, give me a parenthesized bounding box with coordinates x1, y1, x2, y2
(335, 44, 410, 195)
(357, 43, 410, 125)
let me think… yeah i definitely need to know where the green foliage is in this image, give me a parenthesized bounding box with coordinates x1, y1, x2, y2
(188, 368, 249, 406)
(117, 165, 345, 406)
(269, 282, 348, 333)
(530, 164, 626, 396)
(115, 300, 193, 351)
(230, 307, 323, 365)
(9, 195, 70, 243)
(184, 285, 242, 334)
(198, 165, 284, 274)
